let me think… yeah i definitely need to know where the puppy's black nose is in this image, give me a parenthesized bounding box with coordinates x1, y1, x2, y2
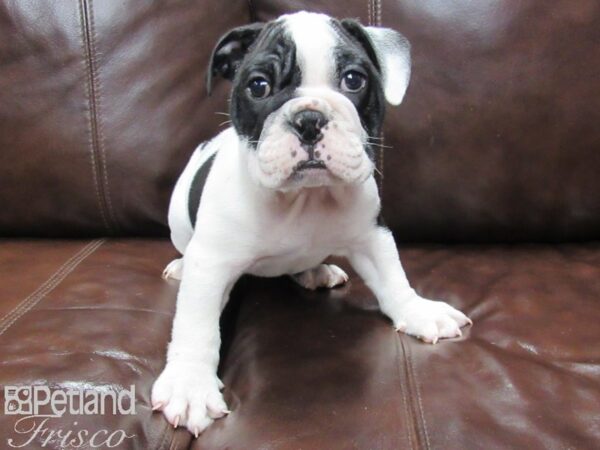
(290, 110, 328, 146)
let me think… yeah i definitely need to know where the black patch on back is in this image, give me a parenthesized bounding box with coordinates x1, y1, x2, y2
(188, 152, 216, 227)
(230, 21, 302, 146)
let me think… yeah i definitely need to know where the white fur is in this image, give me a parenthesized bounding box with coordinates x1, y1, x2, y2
(363, 26, 412, 105)
(251, 91, 371, 189)
(283, 12, 336, 88)
(292, 263, 349, 290)
(152, 12, 470, 436)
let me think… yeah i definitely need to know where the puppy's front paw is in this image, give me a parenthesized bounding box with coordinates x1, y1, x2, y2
(392, 297, 472, 344)
(162, 258, 183, 280)
(292, 264, 349, 290)
(151, 363, 228, 437)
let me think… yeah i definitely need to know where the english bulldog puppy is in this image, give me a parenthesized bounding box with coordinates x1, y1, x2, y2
(152, 11, 471, 436)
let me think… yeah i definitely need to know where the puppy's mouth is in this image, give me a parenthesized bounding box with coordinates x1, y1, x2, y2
(294, 159, 327, 172)
(289, 158, 335, 187)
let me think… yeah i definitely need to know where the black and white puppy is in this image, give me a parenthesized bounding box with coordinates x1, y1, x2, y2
(152, 11, 471, 436)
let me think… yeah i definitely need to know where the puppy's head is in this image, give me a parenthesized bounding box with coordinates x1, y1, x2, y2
(207, 11, 411, 190)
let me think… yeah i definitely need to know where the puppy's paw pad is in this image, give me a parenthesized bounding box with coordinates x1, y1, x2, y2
(162, 258, 183, 280)
(393, 298, 471, 344)
(293, 264, 349, 290)
(151, 364, 228, 436)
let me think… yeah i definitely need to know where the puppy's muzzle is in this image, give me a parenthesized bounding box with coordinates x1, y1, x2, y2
(290, 109, 328, 146)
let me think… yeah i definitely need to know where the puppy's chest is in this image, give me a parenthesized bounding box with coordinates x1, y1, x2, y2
(246, 192, 373, 276)
(246, 228, 349, 277)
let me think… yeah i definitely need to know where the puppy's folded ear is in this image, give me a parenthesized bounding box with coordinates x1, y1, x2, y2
(206, 23, 265, 95)
(341, 19, 411, 106)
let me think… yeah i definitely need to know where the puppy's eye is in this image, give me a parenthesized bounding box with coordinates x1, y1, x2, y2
(247, 77, 271, 99)
(340, 71, 367, 93)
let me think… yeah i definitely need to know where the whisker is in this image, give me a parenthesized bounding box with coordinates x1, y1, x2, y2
(373, 165, 383, 177)
(219, 120, 232, 127)
(368, 142, 393, 149)
(215, 111, 230, 117)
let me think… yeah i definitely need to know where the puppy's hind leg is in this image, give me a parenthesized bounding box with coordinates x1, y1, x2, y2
(292, 264, 349, 290)
(163, 258, 184, 280)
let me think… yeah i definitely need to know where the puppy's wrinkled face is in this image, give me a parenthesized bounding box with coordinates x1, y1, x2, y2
(209, 12, 411, 190)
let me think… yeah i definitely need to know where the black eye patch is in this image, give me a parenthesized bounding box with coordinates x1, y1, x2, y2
(333, 47, 385, 139)
(230, 23, 301, 146)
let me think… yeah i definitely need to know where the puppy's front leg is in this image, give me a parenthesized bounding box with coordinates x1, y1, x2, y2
(348, 226, 471, 343)
(152, 241, 241, 436)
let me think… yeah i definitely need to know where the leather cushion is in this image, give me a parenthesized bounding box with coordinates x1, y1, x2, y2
(2, 239, 598, 449)
(195, 244, 600, 449)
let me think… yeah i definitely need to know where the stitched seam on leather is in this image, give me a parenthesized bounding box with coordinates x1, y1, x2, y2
(79, 0, 109, 232)
(400, 338, 425, 450)
(169, 430, 191, 450)
(88, 0, 118, 232)
(247, 0, 256, 22)
(79, 0, 117, 234)
(168, 428, 179, 450)
(0, 239, 105, 337)
(396, 335, 415, 450)
(403, 339, 432, 450)
(79, 0, 108, 232)
(154, 420, 170, 450)
(412, 363, 432, 450)
(0, 239, 101, 329)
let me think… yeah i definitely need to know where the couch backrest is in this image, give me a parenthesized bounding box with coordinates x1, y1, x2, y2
(1, 0, 599, 242)
(0, 0, 250, 236)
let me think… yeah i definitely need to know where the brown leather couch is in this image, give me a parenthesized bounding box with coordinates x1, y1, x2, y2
(1, 1, 599, 449)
